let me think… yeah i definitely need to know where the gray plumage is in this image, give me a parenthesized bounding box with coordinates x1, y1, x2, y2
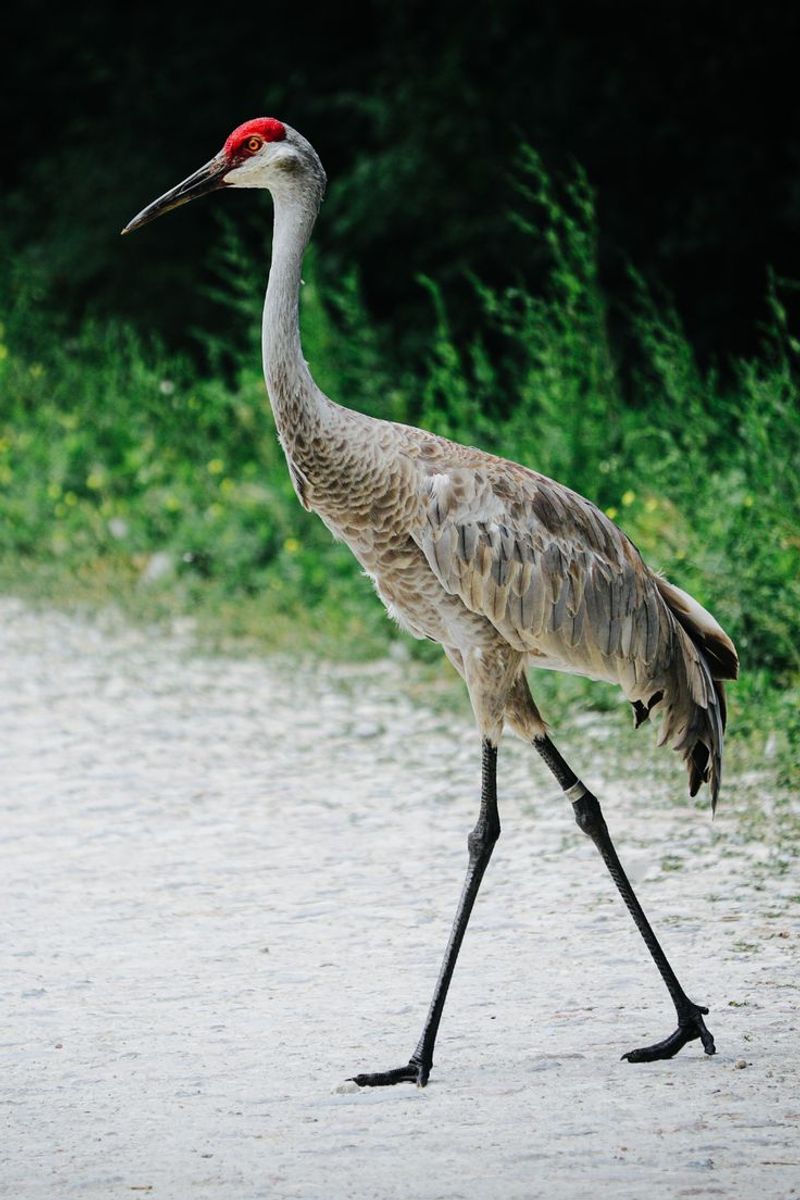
(123, 121, 739, 807)
(252, 125, 738, 808)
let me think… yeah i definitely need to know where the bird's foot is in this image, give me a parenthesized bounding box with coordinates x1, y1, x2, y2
(348, 1057, 430, 1088)
(622, 1004, 715, 1063)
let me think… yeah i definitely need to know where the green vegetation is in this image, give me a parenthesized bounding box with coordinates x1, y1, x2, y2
(1, 152, 798, 785)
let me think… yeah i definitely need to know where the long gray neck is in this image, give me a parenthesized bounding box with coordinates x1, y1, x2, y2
(262, 187, 328, 439)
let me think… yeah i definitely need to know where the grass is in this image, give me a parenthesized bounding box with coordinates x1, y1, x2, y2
(0, 149, 798, 791)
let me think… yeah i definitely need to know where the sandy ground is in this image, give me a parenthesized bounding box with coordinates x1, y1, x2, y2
(1, 597, 798, 1200)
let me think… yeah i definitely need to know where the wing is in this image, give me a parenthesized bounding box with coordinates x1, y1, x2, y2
(411, 456, 675, 694)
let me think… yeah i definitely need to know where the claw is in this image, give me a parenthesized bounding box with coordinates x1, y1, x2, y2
(622, 1006, 715, 1063)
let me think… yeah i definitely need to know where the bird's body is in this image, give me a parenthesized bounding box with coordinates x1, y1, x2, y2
(123, 116, 738, 1085)
(278, 398, 732, 784)
(256, 132, 735, 799)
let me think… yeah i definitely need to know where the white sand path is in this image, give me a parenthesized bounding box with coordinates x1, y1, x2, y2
(1, 598, 798, 1199)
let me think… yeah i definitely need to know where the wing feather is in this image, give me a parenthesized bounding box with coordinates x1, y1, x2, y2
(406, 434, 735, 806)
(413, 461, 675, 687)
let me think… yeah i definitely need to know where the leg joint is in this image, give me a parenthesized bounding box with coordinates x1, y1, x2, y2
(467, 815, 500, 860)
(572, 792, 605, 839)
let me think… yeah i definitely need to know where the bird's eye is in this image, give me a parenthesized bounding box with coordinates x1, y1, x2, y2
(245, 136, 263, 153)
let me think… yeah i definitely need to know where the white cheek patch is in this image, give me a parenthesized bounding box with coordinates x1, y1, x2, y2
(223, 158, 269, 188)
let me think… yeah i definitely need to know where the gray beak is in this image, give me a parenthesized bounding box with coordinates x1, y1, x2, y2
(121, 153, 229, 235)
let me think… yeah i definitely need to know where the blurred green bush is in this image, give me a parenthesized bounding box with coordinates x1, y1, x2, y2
(1, 150, 798, 776)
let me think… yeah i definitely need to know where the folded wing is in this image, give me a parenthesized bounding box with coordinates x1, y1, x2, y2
(413, 460, 675, 693)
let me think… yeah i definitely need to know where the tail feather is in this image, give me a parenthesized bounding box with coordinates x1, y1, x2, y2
(688, 677, 726, 811)
(651, 588, 734, 810)
(655, 577, 739, 681)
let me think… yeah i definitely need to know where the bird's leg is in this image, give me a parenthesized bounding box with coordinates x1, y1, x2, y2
(533, 734, 715, 1063)
(350, 739, 500, 1088)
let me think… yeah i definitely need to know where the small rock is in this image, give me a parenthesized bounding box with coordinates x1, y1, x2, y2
(140, 551, 174, 584)
(332, 1080, 362, 1094)
(352, 722, 381, 739)
(734, 1059, 748, 1069)
(108, 517, 129, 540)
(170, 616, 196, 637)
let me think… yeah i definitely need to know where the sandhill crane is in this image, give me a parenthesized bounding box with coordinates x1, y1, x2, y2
(122, 117, 738, 1087)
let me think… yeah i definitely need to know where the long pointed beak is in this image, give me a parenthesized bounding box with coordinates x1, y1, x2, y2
(121, 153, 229, 235)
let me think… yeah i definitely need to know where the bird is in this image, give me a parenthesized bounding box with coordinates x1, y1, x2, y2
(122, 117, 738, 1087)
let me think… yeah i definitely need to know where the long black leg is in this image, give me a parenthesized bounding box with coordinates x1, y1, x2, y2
(350, 739, 500, 1087)
(533, 734, 715, 1062)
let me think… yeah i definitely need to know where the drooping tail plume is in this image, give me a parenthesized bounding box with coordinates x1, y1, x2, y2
(654, 577, 738, 811)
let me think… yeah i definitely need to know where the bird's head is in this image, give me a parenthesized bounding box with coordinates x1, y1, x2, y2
(121, 118, 326, 235)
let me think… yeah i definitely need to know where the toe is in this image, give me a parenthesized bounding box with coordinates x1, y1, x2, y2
(349, 1060, 429, 1088)
(622, 1011, 715, 1063)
